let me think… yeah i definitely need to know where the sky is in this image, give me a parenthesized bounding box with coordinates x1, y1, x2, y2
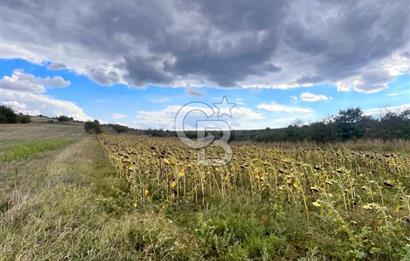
(1, 0, 409, 130)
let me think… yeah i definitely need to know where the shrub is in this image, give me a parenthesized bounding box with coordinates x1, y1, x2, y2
(17, 114, 31, 123)
(0, 105, 18, 123)
(84, 120, 101, 134)
(57, 115, 73, 122)
(0, 113, 7, 123)
(110, 124, 128, 133)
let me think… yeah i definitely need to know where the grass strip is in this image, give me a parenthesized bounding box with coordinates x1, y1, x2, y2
(0, 139, 74, 161)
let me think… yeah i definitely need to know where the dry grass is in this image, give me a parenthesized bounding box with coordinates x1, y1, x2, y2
(0, 125, 200, 260)
(0, 124, 85, 152)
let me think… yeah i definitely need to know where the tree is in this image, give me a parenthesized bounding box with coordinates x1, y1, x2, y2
(58, 115, 73, 122)
(400, 110, 410, 139)
(377, 110, 410, 139)
(84, 120, 101, 134)
(17, 114, 31, 123)
(0, 105, 18, 123)
(309, 121, 336, 143)
(285, 124, 305, 141)
(335, 108, 366, 140)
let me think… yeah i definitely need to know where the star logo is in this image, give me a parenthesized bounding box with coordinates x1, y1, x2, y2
(213, 96, 236, 118)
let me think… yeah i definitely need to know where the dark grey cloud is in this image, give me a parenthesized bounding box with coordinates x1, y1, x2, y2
(123, 56, 171, 86)
(186, 86, 204, 97)
(88, 68, 120, 85)
(286, 0, 410, 81)
(3, 0, 410, 90)
(194, 0, 288, 31)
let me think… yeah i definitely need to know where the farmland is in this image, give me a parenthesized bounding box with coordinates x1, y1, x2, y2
(99, 134, 410, 260)
(1, 123, 410, 260)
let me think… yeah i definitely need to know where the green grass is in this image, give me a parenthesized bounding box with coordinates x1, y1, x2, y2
(0, 139, 73, 161)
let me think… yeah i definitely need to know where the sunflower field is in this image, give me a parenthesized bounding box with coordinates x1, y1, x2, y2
(99, 134, 410, 260)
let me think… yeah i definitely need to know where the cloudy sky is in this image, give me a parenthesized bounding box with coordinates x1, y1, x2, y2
(1, 0, 409, 129)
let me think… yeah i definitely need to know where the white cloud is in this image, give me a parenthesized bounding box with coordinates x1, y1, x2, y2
(241, 82, 314, 90)
(387, 92, 401, 97)
(1, 70, 70, 94)
(227, 106, 265, 129)
(112, 113, 127, 119)
(2, 100, 40, 115)
(2, 89, 92, 121)
(2, 73, 44, 94)
(336, 81, 352, 92)
(336, 63, 407, 93)
(135, 104, 266, 130)
(231, 107, 264, 120)
(257, 102, 313, 113)
(1, 71, 91, 121)
(387, 89, 410, 97)
(135, 105, 181, 130)
(134, 101, 317, 130)
(40, 76, 70, 88)
(364, 103, 410, 116)
(136, 104, 222, 130)
(299, 92, 331, 102)
(97, 118, 108, 124)
(381, 49, 410, 77)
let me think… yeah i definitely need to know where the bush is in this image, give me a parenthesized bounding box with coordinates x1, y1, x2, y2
(17, 114, 31, 123)
(84, 120, 101, 134)
(0, 105, 18, 123)
(110, 124, 128, 133)
(57, 115, 73, 122)
(0, 113, 7, 123)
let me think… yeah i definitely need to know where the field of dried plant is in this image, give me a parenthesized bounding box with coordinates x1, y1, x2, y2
(99, 134, 410, 260)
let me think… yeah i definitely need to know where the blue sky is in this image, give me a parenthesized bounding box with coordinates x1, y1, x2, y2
(1, 58, 409, 130)
(1, 0, 409, 130)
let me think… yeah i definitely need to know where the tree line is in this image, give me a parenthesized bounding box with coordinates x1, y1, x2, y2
(231, 108, 410, 142)
(3, 104, 409, 142)
(142, 108, 410, 142)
